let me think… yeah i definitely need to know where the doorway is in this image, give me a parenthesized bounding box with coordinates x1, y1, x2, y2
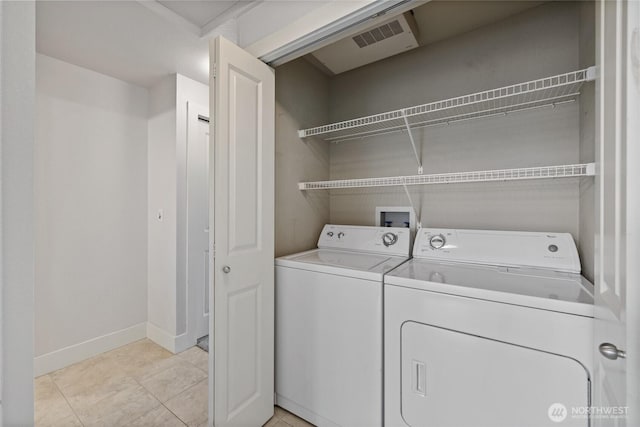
(187, 103, 211, 349)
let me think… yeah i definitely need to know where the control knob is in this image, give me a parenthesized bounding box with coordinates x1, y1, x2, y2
(429, 234, 446, 249)
(382, 232, 398, 247)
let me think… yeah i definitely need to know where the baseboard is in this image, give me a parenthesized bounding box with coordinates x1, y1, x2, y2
(146, 322, 175, 352)
(34, 322, 147, 377)
(146, 322, 195, 353)
(174, 332, 193, 353)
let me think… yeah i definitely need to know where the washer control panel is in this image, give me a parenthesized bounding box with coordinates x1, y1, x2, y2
(318, 224, 410, 256)
(414, 228, 582, 273)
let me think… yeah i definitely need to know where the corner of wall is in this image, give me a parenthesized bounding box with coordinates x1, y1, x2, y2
(146, 322, 192, 354)
(147, 75, 179, 337)
(577, 0, 596, 282)
(274, 59, 331, 257)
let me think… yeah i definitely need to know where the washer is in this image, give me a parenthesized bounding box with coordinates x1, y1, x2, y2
(276, 224, 411, 427)
(384, 228, 594, 427)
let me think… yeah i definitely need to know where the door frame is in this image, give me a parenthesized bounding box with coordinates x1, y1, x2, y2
(186, 102, 211, 345)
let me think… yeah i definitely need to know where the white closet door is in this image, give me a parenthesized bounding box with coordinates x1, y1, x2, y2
(593, 1, 639, 425)
(209, 36, 275, 427)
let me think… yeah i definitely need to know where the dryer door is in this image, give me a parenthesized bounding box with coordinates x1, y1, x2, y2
(401, 322, 590, 427)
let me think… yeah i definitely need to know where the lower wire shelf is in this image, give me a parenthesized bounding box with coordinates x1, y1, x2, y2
(298, 163, 595, 190)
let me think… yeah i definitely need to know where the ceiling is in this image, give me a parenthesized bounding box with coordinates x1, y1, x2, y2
(158, 1, 251, 28)
(36, 0, 546, 88)
(36, 1, 254, 88)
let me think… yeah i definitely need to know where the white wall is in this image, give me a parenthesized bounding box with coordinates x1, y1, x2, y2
(275, 59, 330, 257)
(147, 75, 178, 341)
(1, 1, 35, 423)
(34, 62, 207, 371)
(329, 3, 580, 121)
(147, 73, 208, 351)
(327, 3, 586, 247)
(35, 54, 148, 374)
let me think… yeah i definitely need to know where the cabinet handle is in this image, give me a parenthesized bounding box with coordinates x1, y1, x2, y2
(599, 343, 626, 360)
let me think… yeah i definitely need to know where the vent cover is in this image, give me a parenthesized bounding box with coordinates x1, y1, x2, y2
(311, 12, 419, 75)
(352, 20, 405, 48)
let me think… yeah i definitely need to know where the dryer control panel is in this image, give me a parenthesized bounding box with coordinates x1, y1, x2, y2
(414, 228, 581, 273)
(318, 224, 411, 257)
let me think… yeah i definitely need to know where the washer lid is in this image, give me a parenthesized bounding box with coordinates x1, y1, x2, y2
(276, 249, 409, 281)
(385, 259, 594, 316)
(414, 228, 582, 273)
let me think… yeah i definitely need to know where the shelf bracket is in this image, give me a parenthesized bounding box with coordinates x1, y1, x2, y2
(402, 110, 423, 174)
(401, 179, 422, 229)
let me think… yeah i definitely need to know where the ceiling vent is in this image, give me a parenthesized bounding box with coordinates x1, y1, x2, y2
(311, 12, 419, 75)
(352, 20, 405, 48)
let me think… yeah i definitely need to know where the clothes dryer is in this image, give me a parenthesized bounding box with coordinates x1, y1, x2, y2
(384, 228, 594, 427)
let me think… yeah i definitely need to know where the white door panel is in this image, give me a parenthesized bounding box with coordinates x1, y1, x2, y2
(227, 68, 262, 254)
(593, 1, 639, 425)
(209, 36, 275, 427)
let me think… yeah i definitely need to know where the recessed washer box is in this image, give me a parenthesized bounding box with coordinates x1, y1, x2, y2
(376, 206, 415, 229)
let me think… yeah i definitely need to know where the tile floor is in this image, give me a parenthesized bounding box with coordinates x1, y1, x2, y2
(35, 339, 311, 427)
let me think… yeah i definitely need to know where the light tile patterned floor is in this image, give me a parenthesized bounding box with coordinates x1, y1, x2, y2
(35, 339, 311, 427)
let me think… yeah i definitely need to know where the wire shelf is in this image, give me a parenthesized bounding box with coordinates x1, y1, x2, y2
(298, 163, 595, 190)
(298, 67, 596, 142)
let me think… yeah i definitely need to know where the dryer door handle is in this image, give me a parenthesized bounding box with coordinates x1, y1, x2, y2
(412, 360, 426, 396)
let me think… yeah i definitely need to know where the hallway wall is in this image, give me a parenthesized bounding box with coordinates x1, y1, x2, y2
(35, 54, 149, 374)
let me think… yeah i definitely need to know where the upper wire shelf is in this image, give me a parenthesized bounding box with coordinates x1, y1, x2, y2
(298, 67, 596, 143)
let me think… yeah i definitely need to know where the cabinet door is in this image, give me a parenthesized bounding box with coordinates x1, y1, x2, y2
(209, 36, 275, 427)
(593, 1, 640, 425)
(401, 322, 589, 427)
